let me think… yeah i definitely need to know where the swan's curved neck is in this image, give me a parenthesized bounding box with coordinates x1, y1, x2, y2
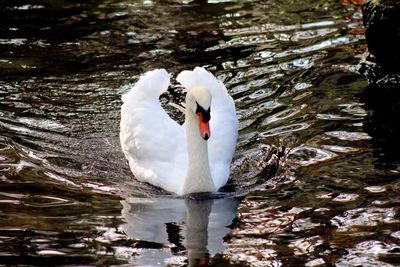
(181, 109, 216, 195)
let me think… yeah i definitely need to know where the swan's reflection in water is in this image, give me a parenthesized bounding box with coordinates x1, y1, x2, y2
(121, 196, 239, 266)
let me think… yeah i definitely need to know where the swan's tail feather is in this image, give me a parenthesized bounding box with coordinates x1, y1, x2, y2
(122, 69, 170, 102)
(176, 67, 226, 95)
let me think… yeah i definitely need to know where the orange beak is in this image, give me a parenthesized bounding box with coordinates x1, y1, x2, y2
(197, 112, 211, 140)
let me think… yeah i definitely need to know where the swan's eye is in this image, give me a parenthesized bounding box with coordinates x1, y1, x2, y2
(195, 102, 211, 122)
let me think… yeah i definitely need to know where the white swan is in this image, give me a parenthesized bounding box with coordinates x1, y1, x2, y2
(120, 67, 238, 195)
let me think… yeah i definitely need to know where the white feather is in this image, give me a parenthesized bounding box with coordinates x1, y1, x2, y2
(177, 67, 238, 189)
(120, 67, 238, 195)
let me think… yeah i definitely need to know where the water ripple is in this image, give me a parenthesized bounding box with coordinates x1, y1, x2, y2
(260, 122, 311, 138)
(320, 145, 361, 153)
(325, 131, 372, 141)
(331, 208, 397, 232)
(287, 145, 337, 166)
(264, 104, 308, 125)
(290, 236, 324, 256)
(335, 241, 400, 267)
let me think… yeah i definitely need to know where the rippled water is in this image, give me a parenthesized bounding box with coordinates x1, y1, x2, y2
(1, 0, 399, 266)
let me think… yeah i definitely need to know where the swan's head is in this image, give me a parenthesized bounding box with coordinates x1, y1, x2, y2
(186, 86, 212, 141)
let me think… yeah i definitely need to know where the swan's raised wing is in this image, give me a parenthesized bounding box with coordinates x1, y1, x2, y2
(120, 69, 186, 194)
(177, 67, 238, 189)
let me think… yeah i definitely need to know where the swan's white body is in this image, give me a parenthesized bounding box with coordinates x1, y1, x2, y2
(120, 67, 238, 195)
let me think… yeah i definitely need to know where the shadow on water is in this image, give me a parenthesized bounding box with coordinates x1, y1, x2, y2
(362, 84, 400, 172)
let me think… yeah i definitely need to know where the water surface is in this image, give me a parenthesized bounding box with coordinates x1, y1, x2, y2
(1, 0, 399, 266)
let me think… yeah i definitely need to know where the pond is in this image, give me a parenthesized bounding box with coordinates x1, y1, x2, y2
(1, 0, 399, 266)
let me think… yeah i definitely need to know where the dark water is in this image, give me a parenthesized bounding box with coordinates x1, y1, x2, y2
(1, 0, 399, 266)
